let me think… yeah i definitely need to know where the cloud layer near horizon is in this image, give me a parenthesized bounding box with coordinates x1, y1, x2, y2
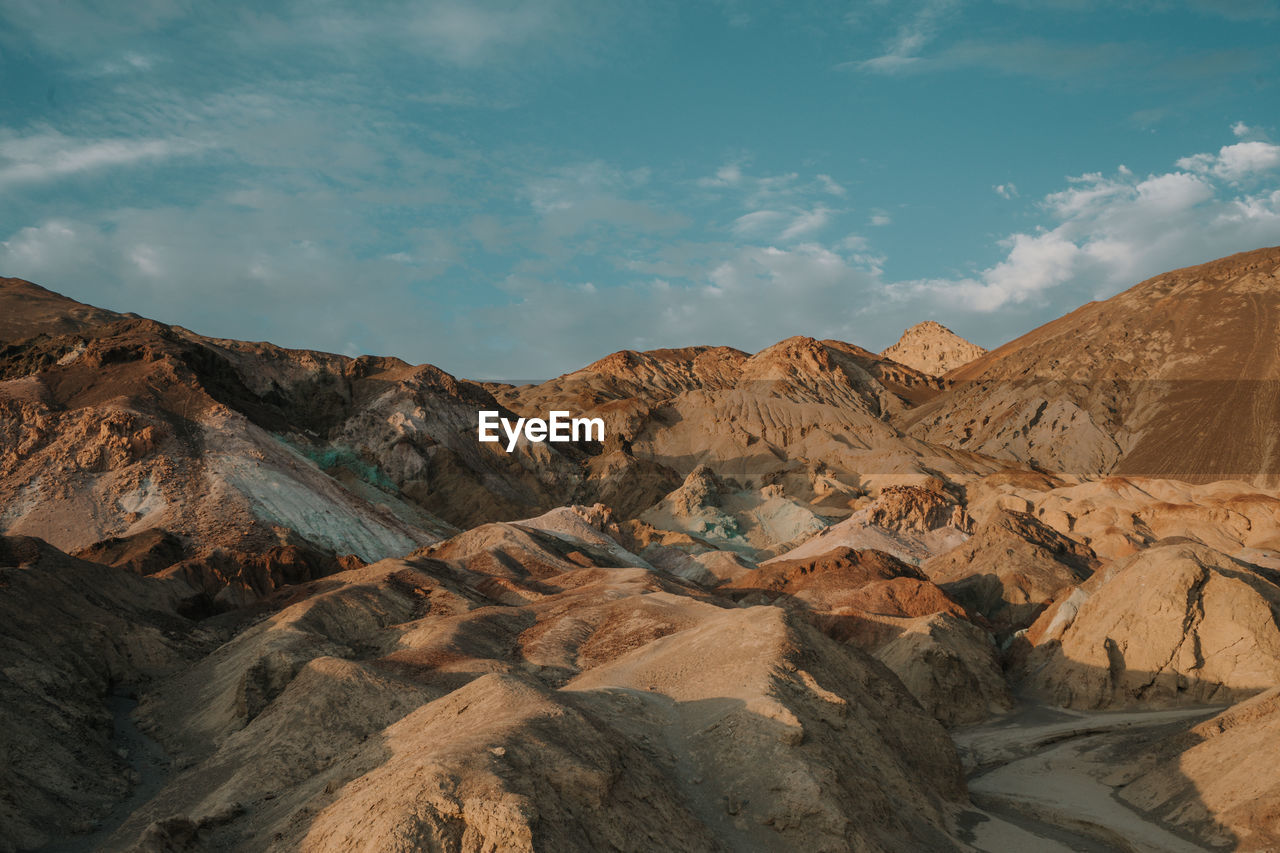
(1, 1, 1278, 378)
(6, 129, 1277, 377)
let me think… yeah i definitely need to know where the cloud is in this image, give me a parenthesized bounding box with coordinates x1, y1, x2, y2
(1185, 0, 1280, 21)
(464, 243, 884, 376)
(994, 183, 1019, 199)
(780, 206, 833, 239)
(0, 128, 201, 187)
(845, 34, 1273, 86)
(817, 174, 846, 196)
(407, 1, 560, 66)
(1177, 141, 1280, 182)
(851, 0, 960, 73)
(731, 209, 785, 237)
(869, 211, 892, 226)
(895, 140, 1280, 313)
(697, 163, 745, 188)
(731, 205, 834, 242)
(698, 164, 854, 214)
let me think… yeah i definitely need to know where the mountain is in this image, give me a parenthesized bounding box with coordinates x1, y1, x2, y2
(0, 279, 592, 603)
(10, 250, 1280, 852)
(905, 246, 1280, 482)
(880, 321, 987, 377)
(497, 335, 1006, 552)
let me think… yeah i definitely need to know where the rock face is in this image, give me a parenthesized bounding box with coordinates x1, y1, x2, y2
(766, 484, 972, 568)
(1117, 687, 1280, 850)
(0, 279, 598, 599)
(906, 246, 1280, 481)
(923, 509, 1097, 636)
(1017, 543, 1280, 708)
(880, 321, 987, 377)
(498, 334, 1004, 525)
(639, 464, 830, 558)
(873, 613, 1013, 727)
(724, 547, 1010, 727)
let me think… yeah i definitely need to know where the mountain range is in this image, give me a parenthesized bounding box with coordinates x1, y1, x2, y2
(3, 247, 1280, 852)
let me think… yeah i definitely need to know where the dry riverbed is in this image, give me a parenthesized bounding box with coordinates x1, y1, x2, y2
(953, 704, 1225, 853)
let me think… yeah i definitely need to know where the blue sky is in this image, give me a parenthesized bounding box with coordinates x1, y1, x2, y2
(1, 1, 1278, 379)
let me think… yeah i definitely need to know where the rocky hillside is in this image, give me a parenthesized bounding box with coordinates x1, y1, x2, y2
(0, 279, 590, 603)
(880, 321, 986, 377)
(905, 246, 1280, 481)
(8, 250, 1280, 852)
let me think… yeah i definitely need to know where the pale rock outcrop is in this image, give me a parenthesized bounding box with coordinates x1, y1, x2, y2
(1018, 543, 1280, 708)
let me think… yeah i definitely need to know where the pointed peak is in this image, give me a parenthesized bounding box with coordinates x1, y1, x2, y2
(880, 321, 986, 377)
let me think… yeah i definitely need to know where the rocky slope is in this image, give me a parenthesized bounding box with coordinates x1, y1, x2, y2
(0, 279, 597, 600)
(0, 535, 196, 850)
(1017, 542, 1280, 708)
(880, 321, 986, 377)
(905, 246, 1280, 481)
(498, 335, 1005, 527)
(91, 520, 972, 853)
(1115, 687, 1280, 849)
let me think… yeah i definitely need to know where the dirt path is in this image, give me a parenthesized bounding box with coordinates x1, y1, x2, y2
(953, 704, 1223, 853)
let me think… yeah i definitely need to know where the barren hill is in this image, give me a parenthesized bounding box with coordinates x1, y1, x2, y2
(906, 246, 1280, 482)
(880, 321, 986, 377)
(0, 279, 594, 602)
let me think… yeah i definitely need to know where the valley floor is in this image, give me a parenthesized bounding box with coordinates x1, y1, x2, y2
(957, 704, 1225, 853)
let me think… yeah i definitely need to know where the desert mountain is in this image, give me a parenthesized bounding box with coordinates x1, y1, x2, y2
(497, 335, 1007, 547)
(1116, 687, 1280, 849)
(10, 250, 1280, 852)
(0, 279, 601, 603)
(880, 321, 986, 377)
(906, 245, 1280, 482)
(1017, 541, 1280, 708)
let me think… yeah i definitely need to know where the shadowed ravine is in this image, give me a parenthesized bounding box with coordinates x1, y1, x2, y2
(41, 690, 171, 853)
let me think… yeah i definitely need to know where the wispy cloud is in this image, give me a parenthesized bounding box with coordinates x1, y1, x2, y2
(845, 33, 1272, 86)
(845, 0, 960, 73)
(0, 128, 202, 187)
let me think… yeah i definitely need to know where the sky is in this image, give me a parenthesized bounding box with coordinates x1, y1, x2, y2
(1, 1, 1278, 380)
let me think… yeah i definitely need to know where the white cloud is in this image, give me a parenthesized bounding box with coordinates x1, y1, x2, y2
(466, 242, 883, 374)
(849, 0, 960, 73)
(1177, 140, 1280, 182)
(1233, 121, 1253, 138)
(731, 206, 834, 241)
(896, 139, 1280, 313)
(698, 163, 745, 187)
(869, 211, 892, 226)
(0, 128, 201, 187)
(698, 163, 846, 209)
(409, 1, 557, 66)
(780, 206, 833, 239)
(818, 174, 847, 196)
(994, 183, 1019, 199)
(731, 209, 785, 236)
